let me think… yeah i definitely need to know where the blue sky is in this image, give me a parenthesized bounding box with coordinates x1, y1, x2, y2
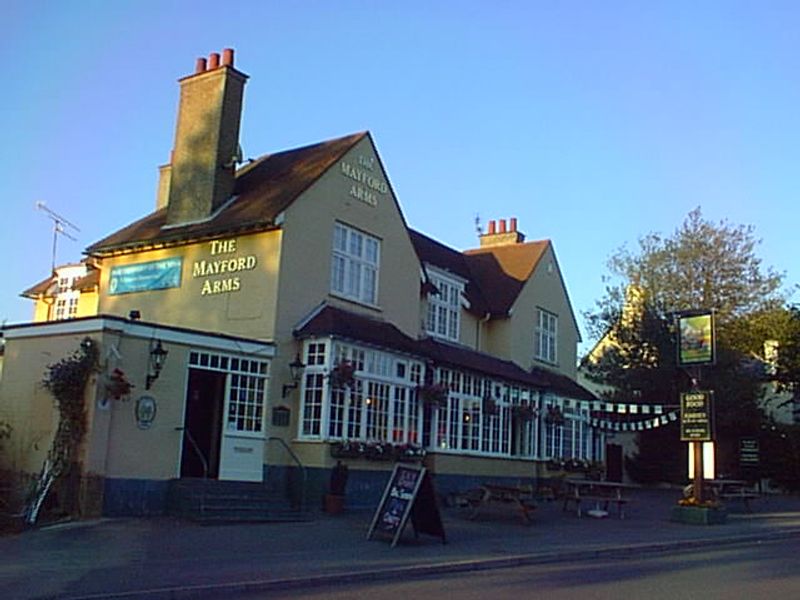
(2, 1, 798, 352)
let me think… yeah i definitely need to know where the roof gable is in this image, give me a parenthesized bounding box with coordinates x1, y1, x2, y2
(463, 241, 550, 317)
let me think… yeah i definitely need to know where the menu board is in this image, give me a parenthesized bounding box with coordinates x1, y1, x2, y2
(367, 464, 445, 548)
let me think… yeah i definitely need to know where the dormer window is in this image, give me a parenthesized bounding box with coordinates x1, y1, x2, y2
(425, 269, 464, 342)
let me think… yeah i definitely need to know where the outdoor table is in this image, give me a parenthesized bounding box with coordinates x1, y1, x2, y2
(706, 479, 760, 512)
(563, 479, 637, 519)
(466, 483, 537, 524)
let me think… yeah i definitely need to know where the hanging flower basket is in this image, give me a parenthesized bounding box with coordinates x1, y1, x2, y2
(482, 396, 499, 415)
(105, 368, 134, 400)
(417, 382, 449, 408)
(328, 360, 356, 389)
(512, 403, 537, 421)
(544, 405, 565, 425)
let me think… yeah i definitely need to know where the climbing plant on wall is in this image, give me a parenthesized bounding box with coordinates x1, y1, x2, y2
(25, 337, 99, 525)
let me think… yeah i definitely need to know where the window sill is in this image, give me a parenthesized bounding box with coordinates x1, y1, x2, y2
(329, 292, 382, 313)
(533, 357, 560, 369)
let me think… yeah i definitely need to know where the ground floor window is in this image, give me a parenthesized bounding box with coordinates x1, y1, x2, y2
(297, 339, 600, 462)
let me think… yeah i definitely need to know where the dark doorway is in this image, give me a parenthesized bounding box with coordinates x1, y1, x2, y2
(180, 369, 226, 478)
(606, 443, 624, 483)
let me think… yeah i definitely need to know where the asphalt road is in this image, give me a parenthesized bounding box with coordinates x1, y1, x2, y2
(255, 537, 800, 599)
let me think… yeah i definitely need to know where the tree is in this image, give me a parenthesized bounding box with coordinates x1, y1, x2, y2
(585, 208, 786, 483)
(774, 306, 800, 396)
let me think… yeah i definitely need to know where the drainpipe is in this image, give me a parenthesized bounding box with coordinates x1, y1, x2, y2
(476, 312, 490, 351)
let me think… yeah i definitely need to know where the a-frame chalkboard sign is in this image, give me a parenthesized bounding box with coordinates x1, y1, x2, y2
(366, 463, 446, 548)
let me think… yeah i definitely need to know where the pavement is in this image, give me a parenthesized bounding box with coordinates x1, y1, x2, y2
(2, 488, 800, 600)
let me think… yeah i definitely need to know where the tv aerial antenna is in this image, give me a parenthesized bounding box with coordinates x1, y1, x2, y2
(35, 201, 80, 273)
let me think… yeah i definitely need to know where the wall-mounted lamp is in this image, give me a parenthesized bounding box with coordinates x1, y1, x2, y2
(145, 339, 169, 390)
(282, 353, 306, 398)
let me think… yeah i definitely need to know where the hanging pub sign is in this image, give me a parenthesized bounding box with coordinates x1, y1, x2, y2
(367, 463, 446, 548)
(680, 391, 714, 441)
(677, 310, 716, 366)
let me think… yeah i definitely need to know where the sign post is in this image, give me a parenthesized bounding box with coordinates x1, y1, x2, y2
(680, 390, 714, 503)
(677, 309, 716, 505)
(739, 437, 759, 485)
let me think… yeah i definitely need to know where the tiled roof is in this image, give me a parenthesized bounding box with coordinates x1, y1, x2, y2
(86, 132, 367, 255)
(463, 241, 549, 316)
(73, 268, 100, 291)
(408, 229, 490, 315)
(20, 275, 55, 299)
(409, 229, 551, 318)
(295, 305, 596, 401)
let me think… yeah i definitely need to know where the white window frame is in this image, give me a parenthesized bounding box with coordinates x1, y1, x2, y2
(425, 268, 465, 342)
(188, 350, 271, 438)
(330, 222, 380, 306)
(535, 308, 558, 364)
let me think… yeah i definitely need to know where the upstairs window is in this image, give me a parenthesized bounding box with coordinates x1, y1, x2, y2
(331, 222, 380, 305)
(425, 270, 464, 342)
(535, 308, 557, 364)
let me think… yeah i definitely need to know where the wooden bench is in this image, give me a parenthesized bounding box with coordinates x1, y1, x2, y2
(563, 479, 636, 519)
(717, 488, 760, 512)
(707, 480, 760, 512)
(562, 493, 630, 519)
(464, 484, 537, 524)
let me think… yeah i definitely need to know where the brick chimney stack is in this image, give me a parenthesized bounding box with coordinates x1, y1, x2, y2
(161, 48, 248, 226)
(479, 217, 526, 247)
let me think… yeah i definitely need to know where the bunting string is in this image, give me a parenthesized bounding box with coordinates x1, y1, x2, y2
(584, 410, 679, 432)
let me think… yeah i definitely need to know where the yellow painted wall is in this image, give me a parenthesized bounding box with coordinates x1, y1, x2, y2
(96, 230, 282, 340)
(0, 332, 100, 475)
(492, 245, 579, 378)
(31, 299, 52, 322)
(426, 452, 539, 479)
(94, 331, 187, 480)
(76, 290, 99, 318)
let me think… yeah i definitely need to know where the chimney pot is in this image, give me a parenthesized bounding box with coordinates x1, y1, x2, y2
(222, 48, 234, 67)
(488, 220, 496, 235)
(510, 217, 517, 232)
(208, 52, 220, 69)
(498, 219, 507, 233)
(195, 57, 207, 73)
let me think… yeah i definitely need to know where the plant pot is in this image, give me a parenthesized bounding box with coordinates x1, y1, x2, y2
(670, 505, 728, 525)
(324, 493, 345, 515)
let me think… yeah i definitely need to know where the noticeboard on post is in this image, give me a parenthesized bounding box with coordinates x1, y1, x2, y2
(677, 311, 716, 367)
(680, 391, 714, 442)
(739, 437, 760, 467)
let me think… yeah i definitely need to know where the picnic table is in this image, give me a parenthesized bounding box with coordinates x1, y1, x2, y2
(465, 483, 537, 524)
(706, 479, 760, 512)
(563, 478, 637, 519)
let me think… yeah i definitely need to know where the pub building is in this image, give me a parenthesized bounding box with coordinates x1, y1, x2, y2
(0, 49, 601, 517)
